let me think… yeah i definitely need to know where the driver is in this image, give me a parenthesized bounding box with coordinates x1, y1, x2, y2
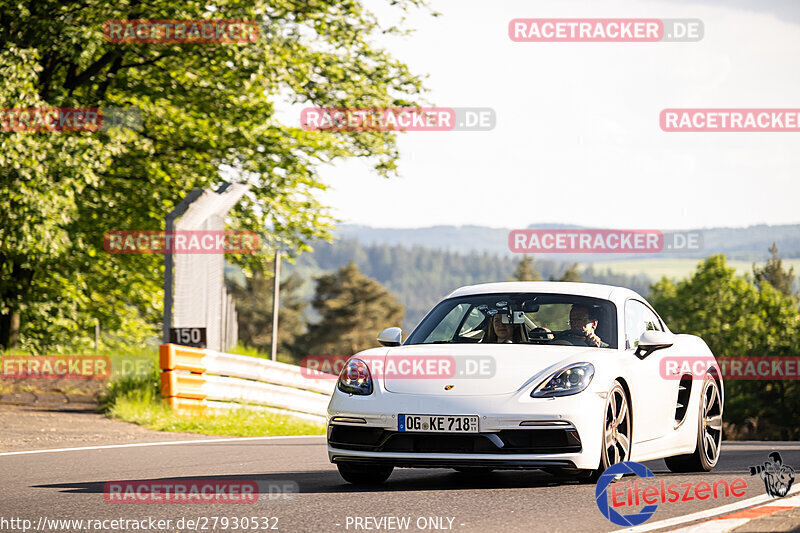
(557, 305, 608, 348)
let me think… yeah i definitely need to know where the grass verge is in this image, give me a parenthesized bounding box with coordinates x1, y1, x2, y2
(108, 394, 325, 437)
(100, 364, 325, 437)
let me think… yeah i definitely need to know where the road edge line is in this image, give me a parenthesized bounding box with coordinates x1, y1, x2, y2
(0, 434, 325, 457)
(665, 493, 800, 532)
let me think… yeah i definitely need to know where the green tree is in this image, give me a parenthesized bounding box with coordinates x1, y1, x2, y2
(0, 1, 429, 351)
(558, 263, 582, 282)
(753, 243, 797, 300)
(296, 240, 652, 329)
(548, 263, 581, 282)
(511, 255, 542, 281)
(227, 268, 307, 364)
(305, 262, 404, 355)
(650, 255, 800, 439)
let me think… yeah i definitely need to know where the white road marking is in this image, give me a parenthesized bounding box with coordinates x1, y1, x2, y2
(617, 484, 800, 533)
(666, 518, 749, 532)
(0, 434, 325, 457)
(666, 496, 800, 533)
(763, 493, 800, 507)
(717, 444, 800, 451)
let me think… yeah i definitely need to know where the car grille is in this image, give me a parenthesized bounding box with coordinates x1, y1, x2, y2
(327, 425, 581, 454)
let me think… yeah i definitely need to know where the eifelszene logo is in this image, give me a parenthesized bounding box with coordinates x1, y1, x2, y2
(595, 462, 658, 527)
(596, 461, 749, 526)
(750, 452, 796, 498)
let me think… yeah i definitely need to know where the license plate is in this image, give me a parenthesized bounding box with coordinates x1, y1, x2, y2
(398, 414, 479, 433)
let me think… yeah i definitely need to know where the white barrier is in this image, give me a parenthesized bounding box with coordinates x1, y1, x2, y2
(160, 344, 336, 422)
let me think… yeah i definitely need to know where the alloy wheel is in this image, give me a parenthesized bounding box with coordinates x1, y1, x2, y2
(603, 383, 631, 466)
(701, 378, 723, 466)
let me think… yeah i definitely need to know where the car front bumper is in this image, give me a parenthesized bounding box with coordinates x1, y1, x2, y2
(326, 387, 606, 470)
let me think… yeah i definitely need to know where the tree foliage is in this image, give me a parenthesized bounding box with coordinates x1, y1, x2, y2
(753, 242, 797, 300)
(511, 255, 542, 281)
(227, 267, 307, 364)
(304, 262, 403, 356)
(0, 0, 430, 351)
(296, 239, 652, 330)
(650, 254, 800, 439)
(556, 263, 581, 282)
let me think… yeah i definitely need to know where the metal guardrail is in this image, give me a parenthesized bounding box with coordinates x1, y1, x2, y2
(159, 343, 336, 422)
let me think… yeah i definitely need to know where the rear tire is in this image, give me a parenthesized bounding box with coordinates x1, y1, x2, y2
(665, 375, 722, 473)
(336, 462, 393, 485)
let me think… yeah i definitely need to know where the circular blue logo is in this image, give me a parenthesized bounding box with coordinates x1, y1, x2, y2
(595, 461, 659, 526)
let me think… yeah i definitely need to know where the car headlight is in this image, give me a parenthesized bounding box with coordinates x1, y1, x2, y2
(337, 358, 373, 395)
(531, 362, 595, 398)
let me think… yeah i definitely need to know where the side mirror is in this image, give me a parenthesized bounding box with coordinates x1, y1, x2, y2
(634, 330, 675, 359)
(377, 327, 403, 347)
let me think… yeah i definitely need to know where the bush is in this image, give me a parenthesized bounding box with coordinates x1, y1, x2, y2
(98, 363, 160, 413)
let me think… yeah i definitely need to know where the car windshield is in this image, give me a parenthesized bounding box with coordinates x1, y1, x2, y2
(405, 293, 617, 349)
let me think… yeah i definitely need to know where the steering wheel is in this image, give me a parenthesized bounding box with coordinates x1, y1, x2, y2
(529, 327, 552, 339)
(554, 329, 589, 345)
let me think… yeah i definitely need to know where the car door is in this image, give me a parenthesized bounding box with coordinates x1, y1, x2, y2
(625, 299, 680, 443)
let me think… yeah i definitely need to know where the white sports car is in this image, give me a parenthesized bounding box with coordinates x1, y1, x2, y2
(327, 282, 723, 484)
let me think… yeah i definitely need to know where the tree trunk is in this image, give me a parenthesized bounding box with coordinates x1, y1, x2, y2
(0, 310, 20, 350)
(8, 311, 19, 349)
(0, 259, 34, 350)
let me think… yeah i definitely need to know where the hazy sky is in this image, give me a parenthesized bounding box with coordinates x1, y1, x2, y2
(311, 0, 800, 230)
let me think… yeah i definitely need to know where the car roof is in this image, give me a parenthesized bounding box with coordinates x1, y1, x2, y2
(446, 281, 642, 303)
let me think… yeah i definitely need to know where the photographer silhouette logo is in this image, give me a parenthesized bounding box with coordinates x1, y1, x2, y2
(749, 452, 796, 498)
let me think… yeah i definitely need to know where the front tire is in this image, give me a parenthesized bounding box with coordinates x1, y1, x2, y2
(564, 380, 631, 483)
(665, 375, 722, 473)
(601, 381, 632, 469)
(336, 462, 393, 485)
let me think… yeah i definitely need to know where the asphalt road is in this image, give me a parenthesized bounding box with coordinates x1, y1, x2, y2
(0, 438, 798, 533)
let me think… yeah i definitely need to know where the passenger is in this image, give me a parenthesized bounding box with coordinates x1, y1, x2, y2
(485, 313, 520, 343)
(556, 304, 608, 347)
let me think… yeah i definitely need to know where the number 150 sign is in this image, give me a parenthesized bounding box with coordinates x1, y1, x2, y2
(169, 327, 207, 348)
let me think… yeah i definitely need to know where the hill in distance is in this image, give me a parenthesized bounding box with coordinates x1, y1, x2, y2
(233, 223, 798, 333)
(335, 223, 800, 262)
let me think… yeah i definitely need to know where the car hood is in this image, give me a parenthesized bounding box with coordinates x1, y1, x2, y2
(371, 343, 600, 396)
